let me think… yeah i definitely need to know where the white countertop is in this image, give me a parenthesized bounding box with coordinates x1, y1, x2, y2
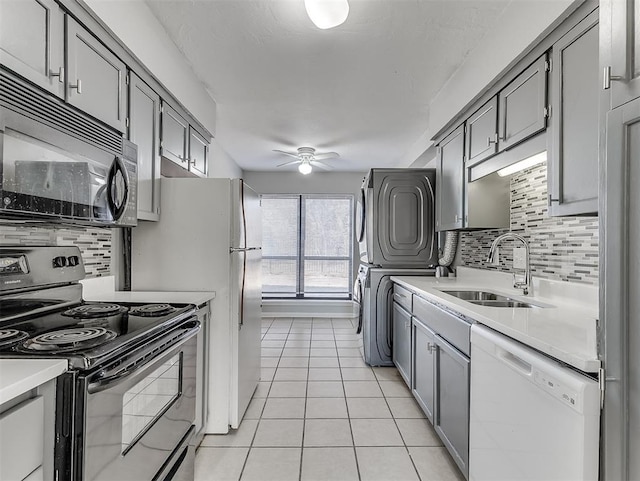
(391, 267, 600, 372)
(81, 276, 215, 306)
(0, 359, 67, 404)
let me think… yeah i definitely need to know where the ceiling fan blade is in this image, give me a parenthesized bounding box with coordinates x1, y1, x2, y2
(277, 159, 301, 167)
(311, 160, 333, 170)
(314, 152, 339, 160)
(273, 149, 300, 159)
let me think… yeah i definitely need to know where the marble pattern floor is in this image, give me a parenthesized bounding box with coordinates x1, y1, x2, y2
(195, 317, 465, 481)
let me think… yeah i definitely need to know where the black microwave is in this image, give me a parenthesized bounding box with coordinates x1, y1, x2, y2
(0, 68, 137, 227)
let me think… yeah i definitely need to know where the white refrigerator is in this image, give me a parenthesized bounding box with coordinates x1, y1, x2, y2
(130, 177, 262, 433)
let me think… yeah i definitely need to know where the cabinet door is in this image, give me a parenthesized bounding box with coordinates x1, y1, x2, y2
(607, 0, 640, 108)
(436, 125, 464, 231)
(189, 127, 208, 177)
(465, 96, 498, 167)
(549, 11, 599, 216)
(66, 17, 127, 132)
(412, 318, 436, 423)
(602, 97, 640, 481)
(129, 73, 161, 221)
(0, 0, 64, 98)
(161, 102, 189, 167)
(392, 302, 412, 386)
(498, 54, 548, 150)
(434, 334, 470, 478)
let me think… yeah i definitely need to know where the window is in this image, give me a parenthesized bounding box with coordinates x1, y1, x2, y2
(262, 194, 353, 299)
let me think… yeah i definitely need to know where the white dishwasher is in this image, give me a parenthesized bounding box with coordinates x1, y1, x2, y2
(469, 324, 600, 481)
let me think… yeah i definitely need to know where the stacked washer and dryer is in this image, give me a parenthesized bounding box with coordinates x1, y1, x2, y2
(354, 169, 438, 366)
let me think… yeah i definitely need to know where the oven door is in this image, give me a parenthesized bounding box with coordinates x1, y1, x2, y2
(80, 321, 198, 481)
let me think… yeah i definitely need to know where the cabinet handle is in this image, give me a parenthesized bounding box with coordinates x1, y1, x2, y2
(404, 321, 410, 329)
(190, 158, 197, 166)
(69, 79, 82, 94)
(49, 67, 64, 83)
(603, 66, 623, 90)
(178, 155, 186, 163)
(427, 342, 437, 353)
(487, 133, 498, 147)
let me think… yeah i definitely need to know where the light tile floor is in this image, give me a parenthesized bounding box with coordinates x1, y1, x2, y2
(195, 317, 465, 481)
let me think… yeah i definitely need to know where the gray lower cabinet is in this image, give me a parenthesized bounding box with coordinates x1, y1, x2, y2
(602, 96, 640, 481)
(66, 17, 127, 132)
(189, 127, 209, 177)
(436, 125, 465, 231)
(129, 72, 161, 221)
(548, 10, 599, 216)
(394, 285, 471, 480)
(412, 318, 436, 422)
(465, 96, 498, 167)
(498, 54, 548, 150)
(433, 333, 470, 478)
(161, 102, 189, 167)
(604, 0, 640, 108)
(392, 302, 412, 386)
(0, 0, 65, 98)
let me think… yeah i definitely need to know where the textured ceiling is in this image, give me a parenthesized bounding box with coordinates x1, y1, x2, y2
(146, 0, 511, 173)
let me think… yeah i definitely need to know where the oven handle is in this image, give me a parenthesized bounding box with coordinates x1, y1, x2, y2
(87, 320, 200, 394)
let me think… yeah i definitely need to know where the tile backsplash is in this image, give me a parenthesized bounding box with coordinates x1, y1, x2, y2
(458, 161, 599, 285)
(0, 224, 112, 278)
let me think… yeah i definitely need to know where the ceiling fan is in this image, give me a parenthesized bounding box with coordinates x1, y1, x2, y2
(273, 147, 339, 175)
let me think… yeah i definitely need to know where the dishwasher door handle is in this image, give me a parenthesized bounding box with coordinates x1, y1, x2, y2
(496, 347, 533, 375)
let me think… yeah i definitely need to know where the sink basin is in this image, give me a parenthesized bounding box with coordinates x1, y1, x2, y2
(440, 290, 512, 302)
(468, 300, 540, 308)
(439, 290, 544, 308)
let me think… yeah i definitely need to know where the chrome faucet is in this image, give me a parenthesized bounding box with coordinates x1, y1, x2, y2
(486, 233, 531, 295)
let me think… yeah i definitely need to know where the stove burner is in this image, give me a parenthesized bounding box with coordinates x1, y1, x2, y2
(129, 304, 176, 317)
(63, 304, 128, 318)
(0, 329, 29, 348)
(23, 327, 117, 352)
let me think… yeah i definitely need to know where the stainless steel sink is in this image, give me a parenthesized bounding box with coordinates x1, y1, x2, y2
(439, 290, 511, 302)
(467, 300, 540, 308)
(439, 290, 543, 308)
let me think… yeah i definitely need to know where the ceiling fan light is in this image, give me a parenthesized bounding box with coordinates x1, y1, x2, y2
(304, 0, 349, 29)
(298, 161, 313, 175)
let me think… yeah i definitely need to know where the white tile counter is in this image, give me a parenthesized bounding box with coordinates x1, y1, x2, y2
(0, 359, 67, 404)
(391, 267, 599, 372)
(81, 276, 215, 306)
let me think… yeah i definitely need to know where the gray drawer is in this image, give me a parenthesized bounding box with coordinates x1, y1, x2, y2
(413, 295, 471, 356)
(393, 284, 413, 312)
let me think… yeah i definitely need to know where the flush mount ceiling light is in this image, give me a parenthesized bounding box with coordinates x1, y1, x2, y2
(298, 160, 313, 175)
(497, 151, 547, 177)
(304, 0, 349, 29)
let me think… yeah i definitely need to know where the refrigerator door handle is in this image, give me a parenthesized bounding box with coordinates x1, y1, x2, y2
(238, 250, 246, 330)
(230, 247, 262, 253)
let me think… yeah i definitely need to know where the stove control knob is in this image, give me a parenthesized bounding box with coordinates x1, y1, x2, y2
(67, 256, 80, 267)
(52, 256, 68, 268)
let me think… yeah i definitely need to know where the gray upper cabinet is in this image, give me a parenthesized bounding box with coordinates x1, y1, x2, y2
(129, 73, 161, 221)
(189, 127, 209, 177)
(605, 0, 640, 108)
(436, 125, 465, 231)
(498, 54, 549, 150)
(549, 10, 599, 216)
(392, 302, 412, 387)
(0, 0, 65, 98)
(66, 17, 127, 133)
(465, 96, 498, 167)
(161, 102, 189, 167)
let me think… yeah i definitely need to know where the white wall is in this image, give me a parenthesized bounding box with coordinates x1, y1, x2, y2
(243, 171, 365, 196)
(210, 139, 243, 178)
(83, 0, 242, 177)
(398, 0, 583, 166)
